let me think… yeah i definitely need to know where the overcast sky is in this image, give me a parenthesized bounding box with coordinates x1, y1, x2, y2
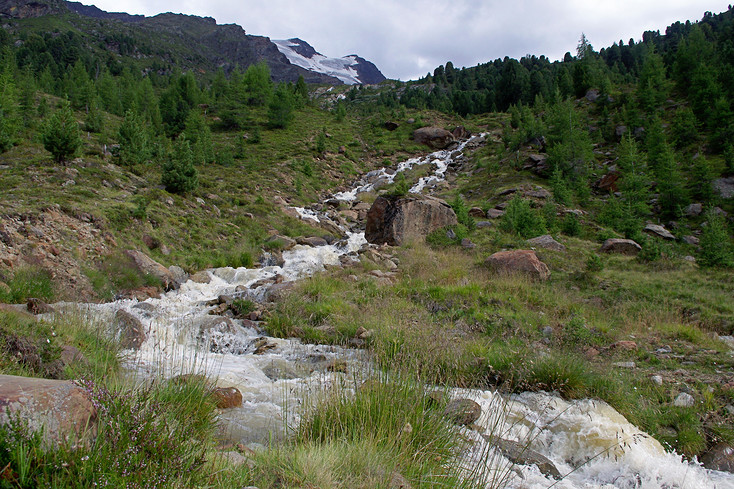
(82, 0, 731, 81)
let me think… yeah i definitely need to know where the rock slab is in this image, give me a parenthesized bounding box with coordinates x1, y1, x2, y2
(0, 374, 96, 445)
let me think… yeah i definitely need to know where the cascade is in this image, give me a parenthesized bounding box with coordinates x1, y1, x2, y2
(62, 132, 733, 488)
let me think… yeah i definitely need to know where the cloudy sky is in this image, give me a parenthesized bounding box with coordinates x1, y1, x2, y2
(83, 0, 730, 81)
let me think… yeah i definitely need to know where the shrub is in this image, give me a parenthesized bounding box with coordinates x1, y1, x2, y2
(449, 193, 475, 231)
(500, 196, 546, 238)
(638, 237, 662, 263)
(585, 253, 604, 273)
(698, 209, 733, 267)
(561, 212, 581, 236)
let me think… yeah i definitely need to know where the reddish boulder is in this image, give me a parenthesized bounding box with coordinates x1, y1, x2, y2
(211, 386, 243, 409)
(596, 172, 620, 193)
(486, 250, 550, 281)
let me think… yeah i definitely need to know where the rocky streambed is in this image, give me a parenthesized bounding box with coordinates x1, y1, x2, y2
(2, 131, 734, 488)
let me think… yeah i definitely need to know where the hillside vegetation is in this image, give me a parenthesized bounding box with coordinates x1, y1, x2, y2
(0, 3, 733, 488)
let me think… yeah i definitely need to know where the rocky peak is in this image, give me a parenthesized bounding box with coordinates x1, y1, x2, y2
(0, 0, 65, 18)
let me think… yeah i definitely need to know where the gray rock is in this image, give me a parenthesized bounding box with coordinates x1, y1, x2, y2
(115, 309, 147, 349)
(600, 238, 642, 255)
(444, 398, 481, 426)
(684, 203, 703, 217)
(713, 177, 734, 199)
(651, 375, 663, 385)
(612, 362, 636, 369)
(683, 235, 700, 246)
(644, 224, 675, 240)
(476, 221, 493, 229)
(490, 437, 562, 479)
(168, 265, 188, 286)
(527, 234, 566, 252)
(487, 209, 504, 219)
(673, 392, 695, 407)
(190, 271, 211, 284)
(296, 236, 329, 247)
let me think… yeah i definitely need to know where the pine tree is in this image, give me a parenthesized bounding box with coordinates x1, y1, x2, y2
(268, 83, 295, 129)
(41, 101, 81, 163)
(698, 208, 733, 267)
(161, 138, 198, 194)
(117, 110, 150, 166)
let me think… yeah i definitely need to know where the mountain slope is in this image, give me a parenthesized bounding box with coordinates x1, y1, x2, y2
(273, 38, 385, 85)
(1, 0, 385, 84)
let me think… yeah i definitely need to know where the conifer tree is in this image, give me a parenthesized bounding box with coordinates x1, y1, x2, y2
(268, 83, 295, 129)
(41, 101, 81, 163)
(117, 109, 150, 166)
(162, 138, 198, 194)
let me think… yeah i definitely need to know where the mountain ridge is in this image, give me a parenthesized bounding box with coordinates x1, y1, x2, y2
(0, 0, 386, 84)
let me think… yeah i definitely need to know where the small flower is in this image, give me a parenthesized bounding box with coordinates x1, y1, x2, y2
(81, 455, 90, 461)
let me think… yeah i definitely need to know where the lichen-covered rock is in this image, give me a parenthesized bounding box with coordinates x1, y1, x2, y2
(527, 235, 566, 252)
(0, 374, 96, 446)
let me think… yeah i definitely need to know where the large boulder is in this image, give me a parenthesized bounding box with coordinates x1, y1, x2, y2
(600, 238, 642, 255)
(0, 374, 97, 446)
(413, 127, 456, 149)
(486, 250, 550, 281)
(124, 250, 176, 290)
(365, 195, 458, 246)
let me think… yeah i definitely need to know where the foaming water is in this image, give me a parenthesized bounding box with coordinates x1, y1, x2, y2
(333, 134, 485, 201)
(460, 390, 734, 488)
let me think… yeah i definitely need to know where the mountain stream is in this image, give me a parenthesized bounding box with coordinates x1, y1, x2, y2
(66, 134, 733, 489)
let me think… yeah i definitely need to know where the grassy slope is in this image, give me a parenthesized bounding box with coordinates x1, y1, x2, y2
(1, 84, 733, 486)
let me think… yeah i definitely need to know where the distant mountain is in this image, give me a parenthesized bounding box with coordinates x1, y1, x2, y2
(0, 0, 385, 85)
(273, 38, 385, 85)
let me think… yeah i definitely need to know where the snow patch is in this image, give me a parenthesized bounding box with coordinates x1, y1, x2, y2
(274, 39, 363, 85)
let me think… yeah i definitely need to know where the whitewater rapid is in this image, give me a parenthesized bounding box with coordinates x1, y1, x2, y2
(65, 132, 733, 488)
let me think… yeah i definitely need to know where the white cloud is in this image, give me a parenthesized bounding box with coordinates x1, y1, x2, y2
(82, 0, 731, 80)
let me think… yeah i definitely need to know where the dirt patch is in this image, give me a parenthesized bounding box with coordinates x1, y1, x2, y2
(0, 205, 116, 301)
